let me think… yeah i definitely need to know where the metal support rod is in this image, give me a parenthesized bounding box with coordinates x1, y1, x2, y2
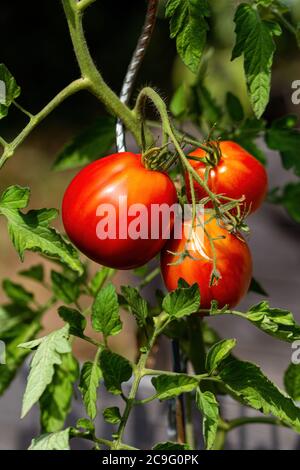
(116, 0, 159, 152)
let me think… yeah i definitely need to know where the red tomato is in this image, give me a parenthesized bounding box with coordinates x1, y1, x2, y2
(161, 213, 252, 309)
(62, 152, 178, 269)
(185, 141, 268, 214)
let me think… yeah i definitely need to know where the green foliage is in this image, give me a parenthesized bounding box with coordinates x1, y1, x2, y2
(266, 115, 300, 177)
(284, 363, 300, 401)
(166, 0, 210, 73)
(237, 301, 300, 342)
(89, 267, 115, 296)
(0, 186, 83, 275)
(100, 350, 132, 395)
(103, 406, 122, 424)
(152, 374, 199, 400)
(0, 321, 41, 396)
(270, 182, 300, 223)
(79, 357, 102, 420)
(58, 306, 86, 338)
(153, 441, 190, 450)
(0, 64, 21, 119)
(220, 358, 300, 431)
(162, 282, 200, 319)
(121, 285, 149, 327)
(205, 339, 236, 374)
(51, 271, 80, 305)
(92, 283, 122, 337)
(232, 3, 281, 118)
(19, 325, 72, 418)
(40, 353, 79, 433)
(196, 389, 219, 450)
(53, 117, 115, 171)
(19, 264, 44, 282)
(2, 279, 34, 306)
(29, 428, 71, 450)
(226, 92, 244, 122)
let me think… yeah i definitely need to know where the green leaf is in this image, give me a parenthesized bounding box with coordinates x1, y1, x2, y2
(249, 277, 268, 296)
(40, 353, 79, 433)
(19, 264, 44, 282)
(239, 301, 300, 342)
(103, 406, 121, 424)
(194, 82, 223, 127)
(219, 358, 300, 431)
(152, 374, 199, 400)
(232, 4, 281, 118)
(76, 418, 95, 433)
(266, 116, 300, 177)
(0, 185, 29, 209)
(205, 339, 237, 374)
(53, 117, 115, 171)
(51, 271, 80, 305)
(100, 350, 132, 395)
(79, 358, 102, 420)
(284, 363, 300, 402)
(0, 64, 21, 119)
(89, 267, 115, 296)
(29, 428, 71, 450)
(0, 186, 83, 275)
(0, 304, 37, 336)
(92, 283, 122, 337)
(0, 321, 41, 396)
(196, 389, 219, 450)
(153, 441, 190, 450)
(121, 286, 148, 327)
(162, 282, 200, 319)
(19, 325, 71, 418)
(166, 0, 210, 73)
(58, 306, 86, 338)
(226, 92, 244, 122)
(270, 182, 300, 223)
(2, 279, 34, 306)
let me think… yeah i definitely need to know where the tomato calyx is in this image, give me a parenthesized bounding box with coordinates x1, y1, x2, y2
(142, 145, 176, 171)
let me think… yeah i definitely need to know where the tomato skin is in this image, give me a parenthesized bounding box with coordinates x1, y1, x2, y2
(185, 141, 268, 214)
(160, 213, 252, 309)
(62, 152, 178, 270)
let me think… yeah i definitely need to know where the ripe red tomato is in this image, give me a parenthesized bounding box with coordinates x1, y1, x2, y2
(62, 152, 178, 269)
(185, 141, 268, 214)
(161, 213, 252, 309)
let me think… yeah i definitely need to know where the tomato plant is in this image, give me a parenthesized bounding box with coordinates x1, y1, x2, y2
(161, 213, 252, 309)
(62, 152, 178, 269)
(0, 0, 300, 453)
(185, 141, 268, 214)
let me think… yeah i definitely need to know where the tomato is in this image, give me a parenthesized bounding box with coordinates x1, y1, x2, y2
(185, 141, 268, 214)
(160, 212, 252, 309)
(62, 152, 178, 270)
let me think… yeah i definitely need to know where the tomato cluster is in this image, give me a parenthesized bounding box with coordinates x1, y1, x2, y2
(63, 142, 267, 309)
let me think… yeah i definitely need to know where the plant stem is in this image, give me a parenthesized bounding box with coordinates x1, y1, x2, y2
(77, 0, 96, 12)
(62, 0, 142, 145)
(13, 101, 34, 119)
(223, 416, 285, 431)
(113, 316, 170, 449)
(0, 78, 89, 168)
(139, 266, 160, 289)
(185, 392, 195, 449)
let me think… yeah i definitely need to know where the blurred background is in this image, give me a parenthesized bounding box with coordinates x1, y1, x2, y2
(0, 0, 300, 449)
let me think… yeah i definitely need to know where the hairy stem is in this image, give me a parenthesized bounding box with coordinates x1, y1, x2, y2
(0, 78, 89, 168)
(62, 0, 142, 145)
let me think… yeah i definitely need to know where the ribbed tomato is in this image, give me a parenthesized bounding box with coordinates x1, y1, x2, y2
(161, 212, 252, 309)
(62, 152, 178, 269)
(185, 141, 268, 214)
